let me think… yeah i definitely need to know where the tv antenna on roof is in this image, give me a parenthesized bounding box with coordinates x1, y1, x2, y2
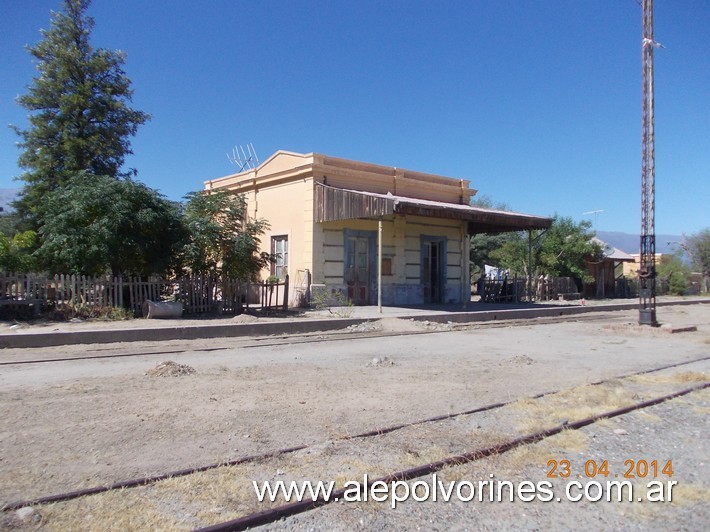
(227, 143, 260, 172)
(582, 209, 604, 230)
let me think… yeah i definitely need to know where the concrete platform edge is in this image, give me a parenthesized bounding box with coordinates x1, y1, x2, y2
(1, 299, 708, 349)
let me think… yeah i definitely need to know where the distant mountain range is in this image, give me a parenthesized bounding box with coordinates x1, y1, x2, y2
(596, 231, 682, 255)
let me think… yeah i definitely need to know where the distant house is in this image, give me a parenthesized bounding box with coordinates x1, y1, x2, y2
(622, 252, 667, 278)
(205, 151, 552, 306)
(585, 237, 635, 298)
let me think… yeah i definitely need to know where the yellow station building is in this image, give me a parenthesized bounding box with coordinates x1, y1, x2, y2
(205, 151, 552, 306)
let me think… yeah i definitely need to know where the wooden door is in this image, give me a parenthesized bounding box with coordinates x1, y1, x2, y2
(346, 236, 370, 304)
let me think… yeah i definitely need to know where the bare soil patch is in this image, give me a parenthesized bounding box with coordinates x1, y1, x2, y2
(0, 304, 708, 529)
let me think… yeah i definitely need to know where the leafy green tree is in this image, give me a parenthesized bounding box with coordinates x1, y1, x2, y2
(469, 195, 515, 276)
(0, 212, 27, 239)
(686, 228, 710, 292)
(35, 172, 184, 277)
(656, 252, 690, 296)
(0, 230, 38, 272)
(490, 216, 602, 286)
(12, 0, 149, 219)
(537, 216, 601, 282)
(489, 231, 532, 276)
(181, 190, 272, 280)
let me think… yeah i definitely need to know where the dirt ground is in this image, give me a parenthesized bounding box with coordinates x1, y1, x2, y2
(0, 303, 708, 530)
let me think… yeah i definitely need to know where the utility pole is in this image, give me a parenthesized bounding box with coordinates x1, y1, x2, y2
(639, 0, 658, 326)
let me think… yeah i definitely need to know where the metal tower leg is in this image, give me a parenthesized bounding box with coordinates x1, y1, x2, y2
(639, 0, 658, 326)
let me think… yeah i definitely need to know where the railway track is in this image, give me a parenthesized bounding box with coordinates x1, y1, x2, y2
(198, 381, 710, 532)
(3, 354, 708, 519)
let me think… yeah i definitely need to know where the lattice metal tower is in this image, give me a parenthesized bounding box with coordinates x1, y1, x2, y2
(639, 0, 658, 326)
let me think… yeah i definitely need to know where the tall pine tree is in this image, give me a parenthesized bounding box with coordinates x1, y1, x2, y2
(12, 0, 149, 218)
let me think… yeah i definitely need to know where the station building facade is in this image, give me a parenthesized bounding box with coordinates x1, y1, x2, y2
(205, 151, 552, 306)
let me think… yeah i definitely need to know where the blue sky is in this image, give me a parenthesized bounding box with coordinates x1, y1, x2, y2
(1, 0, 708, 235)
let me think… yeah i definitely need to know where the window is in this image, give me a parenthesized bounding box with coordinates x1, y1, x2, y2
(271, 235, 288, 279)
(381, 257, 392, 276)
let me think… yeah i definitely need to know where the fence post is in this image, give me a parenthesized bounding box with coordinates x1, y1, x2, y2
(283, 274, 289, 311)
(71, 274, 77, 306)
(306, 269, 311, 304)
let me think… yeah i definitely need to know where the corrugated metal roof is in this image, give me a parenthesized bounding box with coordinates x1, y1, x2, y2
(315, 184, 552, 233)
(592, 237, 635, 261)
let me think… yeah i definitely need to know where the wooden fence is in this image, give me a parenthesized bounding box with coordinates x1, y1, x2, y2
(478, 275, 586, 303)
(0, 272, 289, 317)
(534, 276, 581, 301)
(480, 275, 529, 303)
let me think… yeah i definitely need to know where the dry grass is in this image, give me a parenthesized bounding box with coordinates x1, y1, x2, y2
(332, 457, 393, 489)
(326, 425, 356, 440)
(156, 465, 257, 513)
(657, 387, 710, 414)
(398, 445, 451, 469)
(247, 424, 267, 442)
(621, 482, 710, 523)
(34, 458, 301, 530)
(437, 461, 489, 484)
(467, 428, 509, 449)
(629, 371, 708, 385)
(436, 437, 558, 487)
(35, 461, 274, 530)
(633, 410, 662, 422)
(668, 483, 710, 506)
(478, 428, 587, 480)
(623, 483, 665, 521)
(593, 417, 616, 428)
(37, 489, 187, 531)
(489, 442, 555, 478)
(547, 428, 588, 451)
(511, 382, 638, 434)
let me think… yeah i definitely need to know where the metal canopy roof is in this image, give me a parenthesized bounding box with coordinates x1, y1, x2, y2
(315, 184, 553, 234)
